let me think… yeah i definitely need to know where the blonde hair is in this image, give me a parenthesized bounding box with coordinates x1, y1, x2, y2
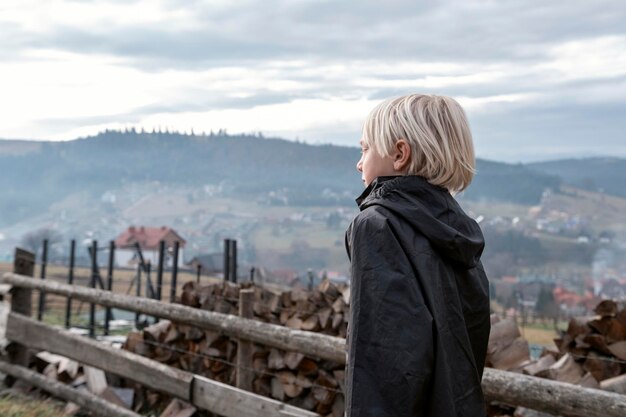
(362, 94, 476, 193)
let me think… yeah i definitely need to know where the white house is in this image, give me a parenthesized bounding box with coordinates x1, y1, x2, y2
(114, 226, 186, 268)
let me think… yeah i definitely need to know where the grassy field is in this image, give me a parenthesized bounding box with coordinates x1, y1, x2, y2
(0, 261, 217, 321)
(0, 394, 64, 417)
(518, 323, 560, 348)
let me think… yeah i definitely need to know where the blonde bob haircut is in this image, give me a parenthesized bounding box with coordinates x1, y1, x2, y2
(362, 94, 476, 193)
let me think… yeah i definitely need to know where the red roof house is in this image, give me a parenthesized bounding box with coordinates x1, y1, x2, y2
(115, 226, 186, 250)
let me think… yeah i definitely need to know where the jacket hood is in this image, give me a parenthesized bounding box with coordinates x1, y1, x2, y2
(356, 176, 485, 268)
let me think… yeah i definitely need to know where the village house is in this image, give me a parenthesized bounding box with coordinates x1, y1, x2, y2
(114, 226, 186, 268)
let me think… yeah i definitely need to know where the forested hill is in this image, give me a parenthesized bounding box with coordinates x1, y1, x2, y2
(0, 130, 562, 225)
(529, 157, 626, 198)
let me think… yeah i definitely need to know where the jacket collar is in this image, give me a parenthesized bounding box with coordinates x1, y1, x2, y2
(355, 176, 400, 207)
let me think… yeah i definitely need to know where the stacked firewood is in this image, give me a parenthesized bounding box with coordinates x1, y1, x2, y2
(486, 300, 626, 417)
(23, 350, 162, 415)
(178, 280, 350, 338)
(123, 277, 626, 417)
(123, 279, 349, 416)
(14, 349, 196, 417)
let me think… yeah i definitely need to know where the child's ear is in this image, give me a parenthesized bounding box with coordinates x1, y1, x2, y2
(393, 139, 411, 172)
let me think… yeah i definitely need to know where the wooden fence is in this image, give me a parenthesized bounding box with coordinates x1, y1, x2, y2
(2, 250, 626, 417)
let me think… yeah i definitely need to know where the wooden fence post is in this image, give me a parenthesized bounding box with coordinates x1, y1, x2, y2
(236, 288, 254, 391)
(89, 240, 97, 338)
(37, 239, 48, 321)
(65, 239, 75, 328)
(7, 248, 35, 384)
(104, 240, 115, 336)
(169, 241, 180, 304)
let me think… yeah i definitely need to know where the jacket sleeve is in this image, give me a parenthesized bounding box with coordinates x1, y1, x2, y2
(345, 212, 434, 417)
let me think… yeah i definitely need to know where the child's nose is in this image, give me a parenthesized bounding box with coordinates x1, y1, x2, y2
(356, 159, 363, 172)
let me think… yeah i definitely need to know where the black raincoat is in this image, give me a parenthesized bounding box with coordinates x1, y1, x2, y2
(344, 176, 490, 417)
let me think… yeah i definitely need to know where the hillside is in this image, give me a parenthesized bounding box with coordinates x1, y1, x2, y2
(0, 130, 561, 227)
(529, 157, 626, 198)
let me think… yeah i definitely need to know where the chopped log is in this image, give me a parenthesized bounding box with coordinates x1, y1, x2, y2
(332, 370, 345, 392)
(180, 283, 200, 307)
(297, 358, 319, 376)
(111, 387, 135, 409)
(100, 386, 131, 409)
(291, 290, 309, 303)
(588, 317, 619, 336)
(214, 298, 236, 315)
(124, 332, 151, 356)
(279, 309, 292, 325)
(616, 308, 626, 328)
(583, 352, 622, 382)
(277, 370, 304, 398)
(301, 315, 320, 331)
(331, 313, 343, 330)
(489, 337, 530, 370)
(608, 341, 626, 360)
(286, 315, 304, 330)
(595, 300, 618, 317)
(159, 399, 196, 417)
(252, 349, 269, 372)
(143, 320, 171, 342)
(264, 291, 282, 313)
(578, 372, 600, 389)
(296, 371, 313, 389)
(280, 291, 293, 308)
(331, 297, 345, 314)
(253, 376, 271, 397)
(566, 317, 591, 338)
(522, 354, 556, 377)
(574, 334, 590, 349)
(488, 319, 521, 352)
(312, 370, 338, 406)
(42, 363, 58, 380)
(331, 394, 345, 417)
(601, 374, 626, 395)
(58, 357, 79, 382)
(71, 374, 87, 388)
(317, 308, 332, 330)
(606, 320, 626, 343)
(84, 365, 108, 395)
(318, 279, 339, 299)
(35, 351, 66, 368)
(285, 351, 305, 370)
(271, 377, 285, 401)
(340, 286, 350, 305)
(583, 333, 612, 355)
(547, 354, 584, 384)
(295, 300, 317, 316)
(287, 392, 317, 411)
(268, 348, 285, 370)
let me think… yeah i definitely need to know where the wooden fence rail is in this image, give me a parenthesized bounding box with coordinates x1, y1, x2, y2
(2, 312, 317, 417)
(1, 271, 345, 363)
(3, 271, 626, 417)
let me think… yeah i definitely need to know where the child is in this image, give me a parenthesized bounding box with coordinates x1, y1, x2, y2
(345, 94, 490, 416)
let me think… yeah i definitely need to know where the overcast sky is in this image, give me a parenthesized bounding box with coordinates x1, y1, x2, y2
(1, 0, 625, 162)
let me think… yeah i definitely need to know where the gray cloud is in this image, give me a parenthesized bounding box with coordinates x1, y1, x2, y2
(22, 0, 625, 67)
(2, 0, 626, 161)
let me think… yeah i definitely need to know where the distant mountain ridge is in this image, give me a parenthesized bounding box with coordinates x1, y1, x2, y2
(0, 130, 582, 226)
(528, 157, 626, 198)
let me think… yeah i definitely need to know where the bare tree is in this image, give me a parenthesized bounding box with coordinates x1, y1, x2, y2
(20, 228, 62, 256)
